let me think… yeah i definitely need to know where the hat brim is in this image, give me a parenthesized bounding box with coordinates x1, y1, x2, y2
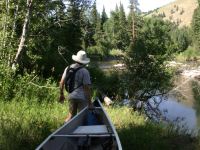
(72, 55, 90, 64)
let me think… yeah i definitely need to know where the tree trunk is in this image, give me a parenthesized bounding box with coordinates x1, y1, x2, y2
(8, 1, 18, 66)
(130, 1, 135, 42)
(11, 2, 18, 38)
(12, 0, 33, 69)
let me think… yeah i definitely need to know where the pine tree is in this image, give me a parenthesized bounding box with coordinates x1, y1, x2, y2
(89, 1, 98, 46)
(66, 0, 83, 52)
(90, 1, 98, 29)
(118, 3, 130, 50)
(129, 0, 140, 42)
(101, 6, 108, 31)
(110, 5, 120, 49)
(192, 1, 200, 50)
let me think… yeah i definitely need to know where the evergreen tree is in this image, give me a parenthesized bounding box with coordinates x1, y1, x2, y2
(118, 3, 130, 50)
(105, 4, 130, 51)
(101, 6, 108, 31)
(88, 1, 98, 46)
(192, 1, 200, 50)
(110, 5, 120, 49)
(90, 1, 98, 28)
(82, 16, 93, 49)
(66, 0, 83, 53)
(129, 0, 140, 43)
(171, 26, 191, 52)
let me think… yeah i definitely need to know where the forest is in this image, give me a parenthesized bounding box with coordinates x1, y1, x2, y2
(0, 0, 200, 149)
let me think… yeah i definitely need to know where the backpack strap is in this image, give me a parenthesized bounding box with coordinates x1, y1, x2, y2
(66, 65, 83, 78)
(72, 66, 84, 91)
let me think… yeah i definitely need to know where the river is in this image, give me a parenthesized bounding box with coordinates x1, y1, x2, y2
(98, 60, 200, 136)
(148, 94, 199, 136)
(140, 72, 200, 136)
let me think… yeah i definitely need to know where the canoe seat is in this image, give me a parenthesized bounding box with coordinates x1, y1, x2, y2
(73, 125, 108, 135)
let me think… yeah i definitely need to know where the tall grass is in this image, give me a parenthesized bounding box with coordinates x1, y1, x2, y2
(0, 100, 68, 150)
(0, 65, 199, 150)
(106, 106, 199, 150)
(0, 101, 199, 150)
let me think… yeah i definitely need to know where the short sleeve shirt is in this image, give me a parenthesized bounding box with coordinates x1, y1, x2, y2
(61, 63, 91, 101)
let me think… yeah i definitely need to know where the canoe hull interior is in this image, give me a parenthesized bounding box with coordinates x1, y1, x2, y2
(36, 100, 122, 150)
(40, 135, 118, 150)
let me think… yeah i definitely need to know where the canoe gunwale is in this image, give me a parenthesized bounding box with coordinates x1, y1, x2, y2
(52, 134, 115, 137)
(35, 107, 88, 150)
(35, 99, 122, 150)
(96, 98, 122, 150)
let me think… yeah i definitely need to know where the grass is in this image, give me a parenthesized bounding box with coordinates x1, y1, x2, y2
(0, 100, 68, 150)
(106, 106, 199, 150)
(0, 100, 199, 150)
(175, 46, 200, 62)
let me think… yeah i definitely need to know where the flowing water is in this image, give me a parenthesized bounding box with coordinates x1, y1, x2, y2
(98, 60, 200, 135)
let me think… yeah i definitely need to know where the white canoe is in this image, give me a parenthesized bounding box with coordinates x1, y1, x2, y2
(36, 99, 122, 150)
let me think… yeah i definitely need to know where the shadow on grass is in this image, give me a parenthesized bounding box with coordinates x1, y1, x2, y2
(117, 123, 199, 150)
(1, 119, 199, 150)
(0, 120, 61, 150)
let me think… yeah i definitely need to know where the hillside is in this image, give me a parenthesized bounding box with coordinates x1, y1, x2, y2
(146, 0, 198, 27)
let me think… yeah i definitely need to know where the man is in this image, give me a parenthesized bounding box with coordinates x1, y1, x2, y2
(59, 50, 92, 122)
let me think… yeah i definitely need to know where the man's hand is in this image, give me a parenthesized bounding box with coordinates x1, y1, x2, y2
(88, 102, 94, 110)
(59, 94, 65, 103)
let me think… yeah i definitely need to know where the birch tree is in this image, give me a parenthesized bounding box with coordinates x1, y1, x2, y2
(12, 0, 33, 69)
(0, 0, 9, 60)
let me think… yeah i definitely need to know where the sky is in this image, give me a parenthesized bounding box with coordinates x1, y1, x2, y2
(96, 0, 176, 14)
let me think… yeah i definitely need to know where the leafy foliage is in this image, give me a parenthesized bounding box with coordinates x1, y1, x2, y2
(170, 27, 191, 52)
(0, 63, 58, 102)
(125, 18, 176, 99)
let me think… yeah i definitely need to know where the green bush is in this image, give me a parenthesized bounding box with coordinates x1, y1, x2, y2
(109, 49, 126, 57)
(88, 64, 122, 99)
(125, 18, 175, 99)
(0, 64, 59, 103)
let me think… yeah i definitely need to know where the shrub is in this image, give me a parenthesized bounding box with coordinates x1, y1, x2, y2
(88, 64, 123, 99)
(0, 64, 59, 103)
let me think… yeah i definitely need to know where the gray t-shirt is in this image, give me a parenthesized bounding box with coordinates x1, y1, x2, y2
(61, 63, 91, 101)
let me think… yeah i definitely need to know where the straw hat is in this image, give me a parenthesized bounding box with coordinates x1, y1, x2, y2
(72, 50, 90, 64)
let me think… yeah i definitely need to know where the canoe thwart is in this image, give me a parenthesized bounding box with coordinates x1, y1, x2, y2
(73, 125, 108, 134)
(53, 134, 115, 137)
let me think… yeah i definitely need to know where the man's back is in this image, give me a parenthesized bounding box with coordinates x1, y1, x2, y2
(62, 63, 91, 101)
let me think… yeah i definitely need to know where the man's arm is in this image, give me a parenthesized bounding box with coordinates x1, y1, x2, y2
(59, 69, 66, 103)
(59, 78, 64, 94)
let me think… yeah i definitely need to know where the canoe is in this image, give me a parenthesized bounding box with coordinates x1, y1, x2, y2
(36, 99, 122, 150)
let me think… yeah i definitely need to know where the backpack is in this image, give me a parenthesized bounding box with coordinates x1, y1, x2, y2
(65, 66, 83, 93)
